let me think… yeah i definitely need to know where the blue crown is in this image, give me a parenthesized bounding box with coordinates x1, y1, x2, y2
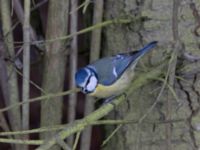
(75, 68, 89, 86)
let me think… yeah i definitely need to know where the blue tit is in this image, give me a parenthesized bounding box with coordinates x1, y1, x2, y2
(75, 41, 158, 98)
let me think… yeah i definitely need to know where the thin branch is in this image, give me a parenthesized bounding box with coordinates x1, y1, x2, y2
(0, 138, 42, 145)
(15, 68, 46, 94)
(82, 0, 91, 13)
(31, 0, 48, 12)
(69, 0, 91, 14)
(0, 124, 68, 136)
(0, 88, 79, 113)
(55, 136, 72, 150)
(101, 125, 122, 147)
(72, 132, 80, 150)
(0, 118, 185, 136)
(14, 18, 134, 45)
(8, 0, 48, 41)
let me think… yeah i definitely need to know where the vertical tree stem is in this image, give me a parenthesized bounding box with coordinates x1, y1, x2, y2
(80, 0, 104, 150)
(0, 0, 22, 149)
(22, 0, 31, 149)
(40, 1, 69, 150)
(68, 0, 78, 146)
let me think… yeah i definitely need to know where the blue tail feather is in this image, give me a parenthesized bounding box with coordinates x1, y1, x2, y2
(139, 41, 158, 53)
(129, 41, 158, 61)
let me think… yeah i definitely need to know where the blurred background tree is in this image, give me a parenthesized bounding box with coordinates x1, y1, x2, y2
(0, 0, 200, 150)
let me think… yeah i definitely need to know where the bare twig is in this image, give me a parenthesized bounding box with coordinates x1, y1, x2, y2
(15, 68, 46, 94)
(69, 0, 91, 14)
(0, 138, 42, 145)
(0, 88, 79, 113)
(31, 0, 48, 12)
(101, 125, 122, 147)
(14, 18, 133, 45)
(8, 0, 48, 42)
(82, 0, 91, 13)
(55, 135, 72, 150)
(0, 118, 185, 136)
(72, 132, 80, 150)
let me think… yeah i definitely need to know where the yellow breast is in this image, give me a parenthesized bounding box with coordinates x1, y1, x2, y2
(89, 69, 135, 98)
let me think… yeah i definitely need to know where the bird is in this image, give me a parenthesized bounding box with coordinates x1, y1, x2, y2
(75, 41, 158, 99)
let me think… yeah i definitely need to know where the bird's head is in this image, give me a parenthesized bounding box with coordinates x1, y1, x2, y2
(75, 68, 98, 94)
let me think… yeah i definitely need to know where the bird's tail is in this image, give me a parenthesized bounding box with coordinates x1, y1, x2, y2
(131, 41, 158, 59)
(129, 41, 158, 68)
(138, 41, 158, 54)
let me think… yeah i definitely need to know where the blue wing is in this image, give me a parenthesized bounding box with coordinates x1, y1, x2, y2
(88, 41, 158, 86)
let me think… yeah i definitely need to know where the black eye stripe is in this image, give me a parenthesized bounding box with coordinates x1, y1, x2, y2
(86, 75, 92, 86)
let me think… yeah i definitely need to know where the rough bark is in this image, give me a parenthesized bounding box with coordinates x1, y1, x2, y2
(103, 0, 200, 150)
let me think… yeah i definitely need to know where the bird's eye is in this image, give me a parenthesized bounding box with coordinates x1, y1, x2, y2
(86, 76, 90, 87)
(82, 87, 89, 94)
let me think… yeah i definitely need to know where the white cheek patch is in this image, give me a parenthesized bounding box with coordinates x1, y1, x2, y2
(112, 67, 117, 77)
(86, 76, 97, 92)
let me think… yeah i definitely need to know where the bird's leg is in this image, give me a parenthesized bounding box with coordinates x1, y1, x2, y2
(102, 95, 121, 114)
(102, 95, 120, 118)
(102, 95, 119, 105)
(102, 93, 128, 106)
(102, 93, 129, 118)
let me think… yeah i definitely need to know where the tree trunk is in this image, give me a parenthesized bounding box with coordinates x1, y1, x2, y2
(40, 1, 69, 150)
(0, 1, 22, 150)
(103, 0, 200, 150)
